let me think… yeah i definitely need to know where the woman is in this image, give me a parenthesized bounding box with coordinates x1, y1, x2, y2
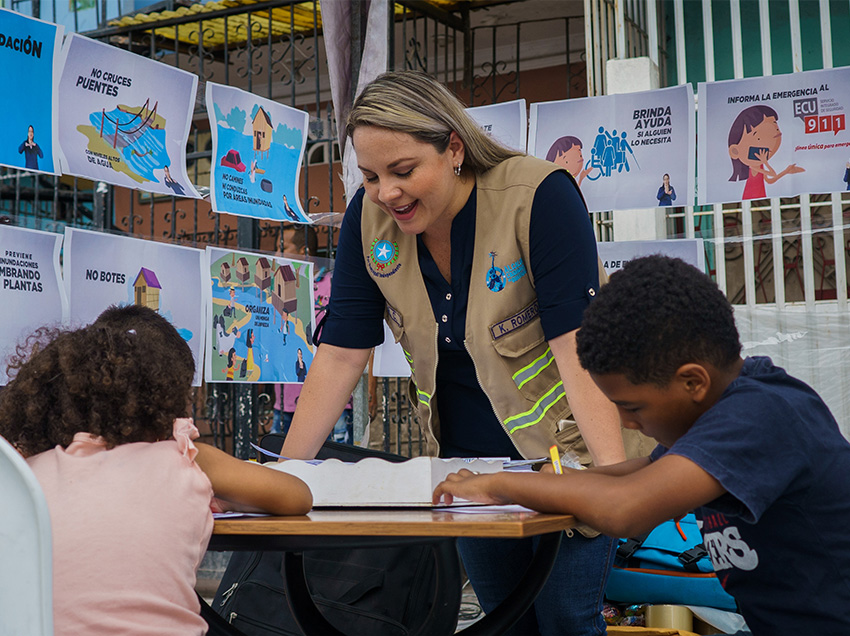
(282, 71, 626, 636)
(295, 347, 307, 382)
(727, 104, 804, 200)
(18, 124, 43, 171)
(656, 173, 676, 206)
(546, 135, 591, 187)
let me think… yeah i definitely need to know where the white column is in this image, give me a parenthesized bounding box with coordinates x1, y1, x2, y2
(605, 57, 667, 241)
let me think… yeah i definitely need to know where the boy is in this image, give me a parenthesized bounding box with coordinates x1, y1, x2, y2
(433, 255, 850, 635)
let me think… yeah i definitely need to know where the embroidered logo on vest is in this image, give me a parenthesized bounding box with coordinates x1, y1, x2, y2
(505, 259, 527, 283)
(486, 251, 527, 291)
(486, 251, 506, 292)
(368, 238, 401, 277)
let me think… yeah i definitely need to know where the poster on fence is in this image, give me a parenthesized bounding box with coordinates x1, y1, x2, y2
(63, 228, 205, 386)
(56, 34, 201, 199)
(698, 66, 850, 205)
(0, 226, 66, 384)
(0, 9, 64, 175)
(466, 99, 527, 153)
(205, 247, 315, 384)
(596, 238, 705, 276)
(206, 82, 311, 223)
(528, 84, 695, 213)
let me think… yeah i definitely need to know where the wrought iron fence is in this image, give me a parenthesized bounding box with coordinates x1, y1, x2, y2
(1, 0, 587, 458)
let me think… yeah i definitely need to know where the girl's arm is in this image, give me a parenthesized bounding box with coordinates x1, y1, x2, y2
(195, 442, 312, 515)
(549, 329, 626, 466)
(434, 453, 725, 539)
(765, 163, 805, 184)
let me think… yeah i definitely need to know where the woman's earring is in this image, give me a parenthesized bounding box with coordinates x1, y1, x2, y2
(454, 163, 462, 177)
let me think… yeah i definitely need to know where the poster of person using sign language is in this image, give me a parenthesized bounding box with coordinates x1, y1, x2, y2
(0, 9, 63, 175)
(528, 84, 695, 213)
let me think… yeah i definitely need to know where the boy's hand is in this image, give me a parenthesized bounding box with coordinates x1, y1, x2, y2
(432, 469, 511, 506)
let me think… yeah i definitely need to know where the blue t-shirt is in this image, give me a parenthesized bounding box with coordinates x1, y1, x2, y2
(321, 171, 599, 459)
(652, 356, 850, 635)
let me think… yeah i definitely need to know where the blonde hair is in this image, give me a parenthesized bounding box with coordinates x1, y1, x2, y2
(346, 71, 522, 174)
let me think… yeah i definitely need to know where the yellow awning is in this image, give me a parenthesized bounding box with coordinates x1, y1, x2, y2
(101, 0, 483, 48)
(105, 1, 325, 47)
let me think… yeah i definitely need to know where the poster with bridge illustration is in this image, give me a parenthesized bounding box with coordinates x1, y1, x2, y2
(0, 9, 64, 175)
(63, 228, 206, 386)
(206, 82, 311, 223)
(55, 33, 200, 199)
(528, 84, 694, 213)
(205, 246, 315, 384)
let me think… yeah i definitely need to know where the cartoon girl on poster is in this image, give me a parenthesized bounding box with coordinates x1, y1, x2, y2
(728, 105, 805, 199)
(546, 136, 592, 187)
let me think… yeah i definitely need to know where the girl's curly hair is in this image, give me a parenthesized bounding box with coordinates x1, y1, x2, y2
(0, 304, 194, 457)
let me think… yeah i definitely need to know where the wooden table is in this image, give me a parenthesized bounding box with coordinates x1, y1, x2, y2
(208, 508, 577, 636)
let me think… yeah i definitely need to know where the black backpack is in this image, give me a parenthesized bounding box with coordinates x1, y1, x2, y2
(209, 435, 463, 636)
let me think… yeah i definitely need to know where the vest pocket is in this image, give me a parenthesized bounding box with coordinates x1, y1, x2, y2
(491, 316, 561, 402)
(490, 315, 545, 357)
(554, 418, 591, 466)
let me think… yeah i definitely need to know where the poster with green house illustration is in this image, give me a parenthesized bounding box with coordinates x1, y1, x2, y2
(206, 246, 314, 384)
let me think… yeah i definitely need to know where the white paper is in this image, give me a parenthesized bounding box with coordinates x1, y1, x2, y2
(267, 456, 503, 507)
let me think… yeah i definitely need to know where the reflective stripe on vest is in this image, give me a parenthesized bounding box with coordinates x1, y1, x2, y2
(512, 347, 555, 390)
(402, 347, 415, 374)
(416, 388, 431, 407)
(505, 382, 566, 434)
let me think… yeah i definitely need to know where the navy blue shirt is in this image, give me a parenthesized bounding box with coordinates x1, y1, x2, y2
(322, 170, 599, 459)
(652, 357, 850, 635)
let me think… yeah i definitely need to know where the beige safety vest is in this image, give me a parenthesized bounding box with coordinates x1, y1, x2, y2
(361, 155, 589, 460)
(360, 155, 652, 464)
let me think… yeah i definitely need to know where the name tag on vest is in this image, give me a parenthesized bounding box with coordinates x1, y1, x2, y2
(490, 300, 539, 340)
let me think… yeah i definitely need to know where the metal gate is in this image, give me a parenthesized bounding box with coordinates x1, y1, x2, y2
(587, 0, 850, 435)
(1, 0, 590, 455)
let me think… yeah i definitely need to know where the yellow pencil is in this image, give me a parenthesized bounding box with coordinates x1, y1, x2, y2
(549, 445, 563, 475)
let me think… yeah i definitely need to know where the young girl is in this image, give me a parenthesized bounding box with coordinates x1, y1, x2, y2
(0, 304, 312, 636)
(545, 135, 591, 187)
(727, 104, 804, 199)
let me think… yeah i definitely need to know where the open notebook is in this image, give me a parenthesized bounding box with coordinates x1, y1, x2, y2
(263, 456, 504, 507)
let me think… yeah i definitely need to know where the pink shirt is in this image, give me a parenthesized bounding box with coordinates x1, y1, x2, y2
(278, 383, 352, 412)
(27, 419, 214, 636)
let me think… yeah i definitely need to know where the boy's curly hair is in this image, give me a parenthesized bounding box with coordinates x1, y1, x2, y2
(576, 255, 742, 386)
(0, 304, 194, 457)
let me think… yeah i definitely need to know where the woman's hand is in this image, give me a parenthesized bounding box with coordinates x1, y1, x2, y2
(432, 469, 511, 506)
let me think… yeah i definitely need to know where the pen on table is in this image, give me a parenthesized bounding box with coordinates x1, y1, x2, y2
(549, 445, 563, 475)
